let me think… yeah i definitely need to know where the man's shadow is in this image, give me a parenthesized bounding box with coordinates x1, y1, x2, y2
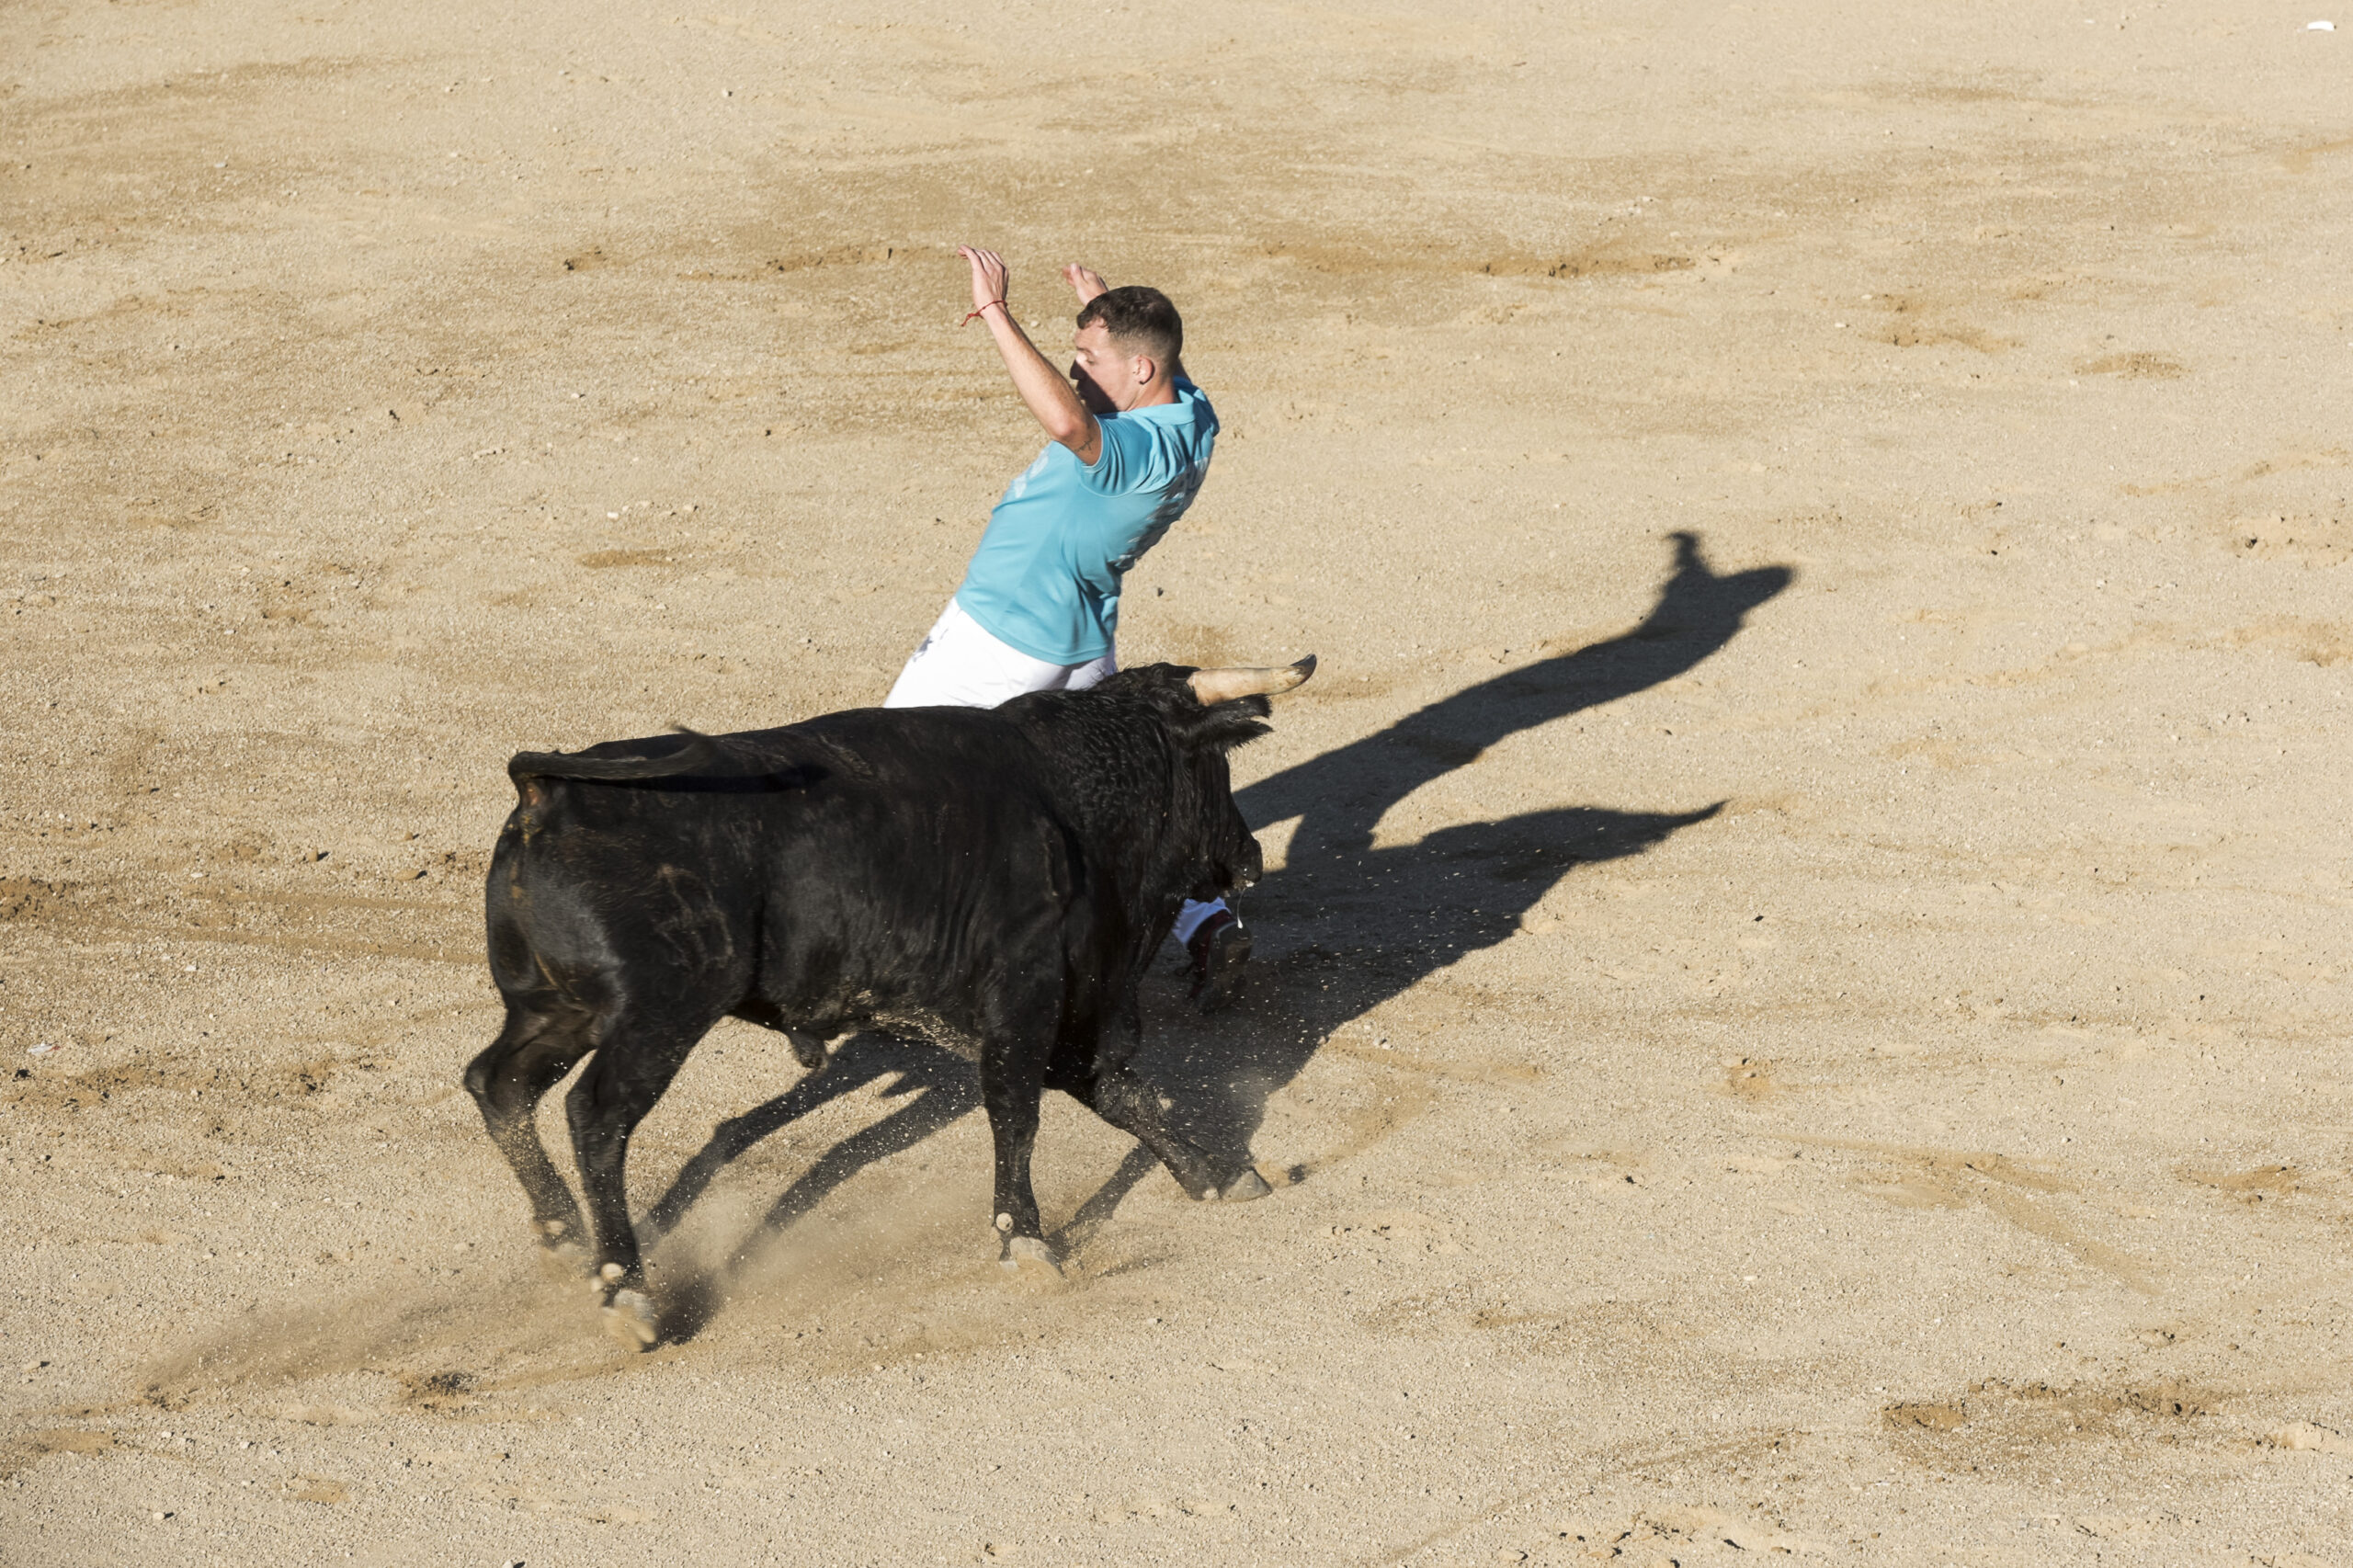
(1239, 529, 1792, 858)
(1141, 529, 1794, 1170)
(643, 531, 1790, 1329)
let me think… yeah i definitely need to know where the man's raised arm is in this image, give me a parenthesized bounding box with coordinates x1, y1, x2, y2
(960, 246, 1100, 466)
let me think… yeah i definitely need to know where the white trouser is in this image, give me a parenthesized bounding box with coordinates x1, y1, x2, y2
(883, 598, 1229, 944)
(884, 598, 1115, 710)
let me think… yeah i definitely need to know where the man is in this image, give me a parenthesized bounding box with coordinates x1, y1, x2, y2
(884, 246, 1249, 1009)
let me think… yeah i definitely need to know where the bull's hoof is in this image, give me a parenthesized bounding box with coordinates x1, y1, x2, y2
(1214, 1167, 1273, 1203)
(538, 1243, 590, 1280)
(533, 1218, 589, 1277)
(601, 1288, 660, 1350)
(999, 1235, 1063, 1276)
(536, 1230, 591, 1278)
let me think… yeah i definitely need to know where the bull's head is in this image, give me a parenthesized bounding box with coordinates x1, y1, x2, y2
(1132, 655, 1317, 903)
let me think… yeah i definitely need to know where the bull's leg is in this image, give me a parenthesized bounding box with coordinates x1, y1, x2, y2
(728, 996, 831, 1072)
(463, 1005, 596, 1258)
(980, 1032, 1055, 1273)
(564, 1009, 713, 1346)
(1050, 1060, 1271, 1204)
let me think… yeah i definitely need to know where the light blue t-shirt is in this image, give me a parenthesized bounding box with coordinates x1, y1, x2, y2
(953, 380, 1218, 665)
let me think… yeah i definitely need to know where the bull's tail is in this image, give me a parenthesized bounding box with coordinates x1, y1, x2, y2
(508, 727, 722, 785)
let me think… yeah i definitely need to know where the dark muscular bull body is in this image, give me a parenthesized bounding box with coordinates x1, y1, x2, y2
(464, 658, 1312, 1346)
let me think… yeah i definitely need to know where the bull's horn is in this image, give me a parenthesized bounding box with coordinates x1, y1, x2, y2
(1188, 654, 1317, 705)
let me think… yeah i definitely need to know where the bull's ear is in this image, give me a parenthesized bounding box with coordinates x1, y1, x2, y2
(1172, 694, 1273, 751)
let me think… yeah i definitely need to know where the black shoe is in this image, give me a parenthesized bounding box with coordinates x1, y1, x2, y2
(1188, 910, 1252, 1014)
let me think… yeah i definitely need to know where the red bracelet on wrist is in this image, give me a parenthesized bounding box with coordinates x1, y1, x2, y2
(961, 299, 1010, 325)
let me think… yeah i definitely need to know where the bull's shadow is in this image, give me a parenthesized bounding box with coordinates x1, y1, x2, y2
(646, 1034, 980, 1245)
(1139, 801, 1718, 1181)
(649, 531, 1789, 1311)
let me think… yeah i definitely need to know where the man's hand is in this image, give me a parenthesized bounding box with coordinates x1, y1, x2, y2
(958, 244, 1101, 464)
(1063, 264, 1108, 304)
(961, 245, 1010, 315)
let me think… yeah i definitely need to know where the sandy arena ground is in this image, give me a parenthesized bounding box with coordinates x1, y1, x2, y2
(5, 1, 2352, 1562)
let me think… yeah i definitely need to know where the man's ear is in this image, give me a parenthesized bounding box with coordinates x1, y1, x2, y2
(1131, 353, 1158, 386)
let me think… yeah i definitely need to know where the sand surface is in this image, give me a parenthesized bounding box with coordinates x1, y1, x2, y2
(6, 1, 2352, 1562)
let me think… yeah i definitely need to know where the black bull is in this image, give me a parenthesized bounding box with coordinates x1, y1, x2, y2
(463, 659, 1313, 1346)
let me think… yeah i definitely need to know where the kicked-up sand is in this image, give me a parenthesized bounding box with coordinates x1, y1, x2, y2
(4, 1, 2351, 1562)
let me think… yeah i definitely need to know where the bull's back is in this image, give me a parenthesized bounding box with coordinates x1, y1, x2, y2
(486, 708, 1079, 1022)
(745, 722, 1083, 1027)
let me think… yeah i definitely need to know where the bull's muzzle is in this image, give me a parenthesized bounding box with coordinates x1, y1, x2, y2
(1188, 654, 1317, 706)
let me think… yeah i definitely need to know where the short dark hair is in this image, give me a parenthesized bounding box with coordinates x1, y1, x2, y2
(1077, 285, 1182, 368)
